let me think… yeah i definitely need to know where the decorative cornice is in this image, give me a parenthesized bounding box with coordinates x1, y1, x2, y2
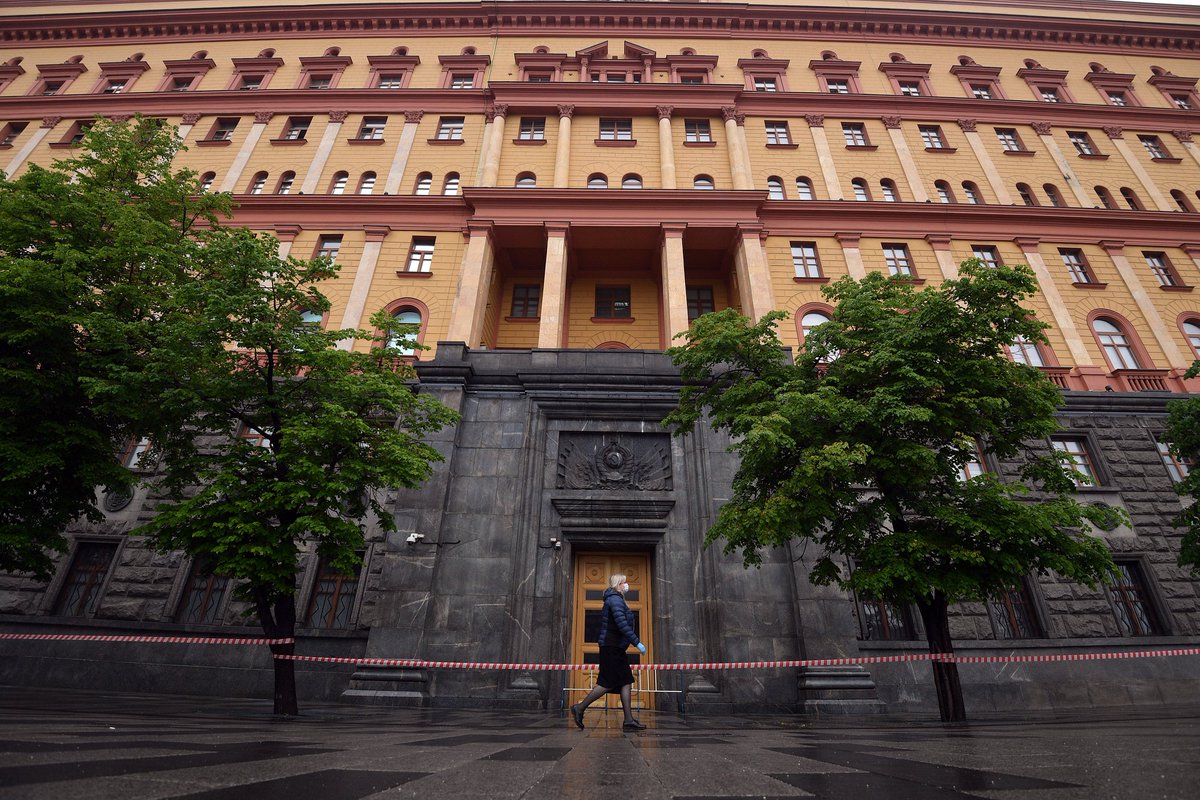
(956, 118, 978, 131)
(1171, 129, 1194, 143)
(1031, 121, 1053, 135)
(804, 114, 825, 128)
(1103, 125, 1124, 139)
(881, 115, 902, 129)
(556, 104, 575, 119)
(40, 115, 60, 129)
(328, 110, 349, 123)
(720, 106, 739, 123)
(180, 112, 202, 125)
(656, 105, 673, 120)
(403, 110, 424, 124)
(253, 111, 274, 124)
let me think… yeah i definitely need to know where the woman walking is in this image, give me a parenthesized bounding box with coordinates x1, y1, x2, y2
(571, 573, 647, 731)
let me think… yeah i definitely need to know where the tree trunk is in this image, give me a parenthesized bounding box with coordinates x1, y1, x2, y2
(915, 590, 966, 723)
(255, 586, 299, 717)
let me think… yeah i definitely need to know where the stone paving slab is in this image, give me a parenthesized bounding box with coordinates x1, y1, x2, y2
(0, 686, 1197, 799)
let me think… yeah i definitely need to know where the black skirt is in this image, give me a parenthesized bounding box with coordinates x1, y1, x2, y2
(596, 645, 634, 689)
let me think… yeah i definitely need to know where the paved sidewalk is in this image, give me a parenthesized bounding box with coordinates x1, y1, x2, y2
(0, 686, 1197, 799)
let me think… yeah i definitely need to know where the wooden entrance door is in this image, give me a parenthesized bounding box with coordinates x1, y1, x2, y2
(569, 553, 654, 710)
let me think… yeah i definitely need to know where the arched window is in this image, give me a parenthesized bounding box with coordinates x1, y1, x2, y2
(766, 176, 785, 199)
(1008, 335, 1045, 367)
(248, 171, 268, 195)
(1095, 186, 1116, 209)
(329, 171, 349, 195)
(1016, 183, 1038, 206)
(693, 174, 714, 190)
(442, 172, 460, 195)
(516, 172, 537, 188)
(800, 311, 831, 341)
(1183, 318, 1200, 357)
(1093, 317, 1142, 370)
(358, 171, 377, 195)
(414, 172, 432, 195)
(1043, 184, 1065, 207)
(796, 177, 815, 200)
(622, 173, 643, 190)
(879, 179, 898, 202)
(275, 171, 295, 195)
(851, 178, 871, 201)
(199, 171, 216, 192)
(587, 173, 608, 189)
(1120, 187, 1143, 210)
(962, 181, 982, 204)
(1171, 190, 1195, 213)
(934, 180, 955, 203)
(386, 307, 423, 357)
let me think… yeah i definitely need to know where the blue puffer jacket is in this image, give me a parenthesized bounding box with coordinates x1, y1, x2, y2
(597, 587, 641, 648)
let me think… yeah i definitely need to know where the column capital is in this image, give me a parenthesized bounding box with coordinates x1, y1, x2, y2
(556, 104, 575, 119)
(363, 224, 392, 243)
(924, 234, 952, 251)
(1181, 243, 1200, 258)
(180, 112, 202, 125)
(1102, 125, 1124, 140)
(484, 103, 509, 122)
(736, 222, 766, 242)
(721, 106, 745, 125)
(274, 225, 302, 242)
(1099, 239, 1127, 254)
(543, 221, 570, 238)
(834, 232, 862, 247)
(656, 105, 674, 120)
(253, 111, 274, 124)
(881, 115, 902, 130)
(1013, 236, 1041, 251)
(955, 118, 977, 132)
(328, 110, 349, 123)
(1032, 121, 1053, 135)
(463, 220, 495, 240)
(660, 222, 687, 240)
(804, 113, 825, 128)
(1171, 129, 1195, 143)
(404, 110, 424, 124)
(40, 116, 62, 129)
(108, 113, 132, 123)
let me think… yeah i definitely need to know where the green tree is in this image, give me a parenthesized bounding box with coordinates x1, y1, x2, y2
(666, 262, 1121, 722)
(140, 229, 458, 716)
(1165, 362, 1200, 574)
(0, 116, 228, 578)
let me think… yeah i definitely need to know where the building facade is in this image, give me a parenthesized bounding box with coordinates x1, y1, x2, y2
(2, 0, 1200, 714)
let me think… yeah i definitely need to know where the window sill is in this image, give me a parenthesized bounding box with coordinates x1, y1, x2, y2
(1077, 153, 1110, 160)
(793, 276, 830, 283)
(47, 142, 80, 149)
(1072, 281, 1109, 289)
(195, 138, 233, 147)
(512, 138, 547, 145)
(1002, 149, 1036, 156)
(765, 142, 799, 149)
(1151, 156, 1184, 164)
(347, 138, 386, 145)
(395, 270, 434, 278)
(1159, 284, 1194, 292)
(891, 277, 926, 285)
(683, 140, 717, 147)
(427, 138, 464, 145)
(0, 143, 11, 150)
(925, 146, 958, 154)
(269, 138, 308, 146)
(594, 139, 637, 147)
(505, 316, 540, 323)
(590, 316, 636, 323)
(844, 144, 878, 151)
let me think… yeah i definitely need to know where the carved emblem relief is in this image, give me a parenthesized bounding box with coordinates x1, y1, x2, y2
(556, 433, 672, 491)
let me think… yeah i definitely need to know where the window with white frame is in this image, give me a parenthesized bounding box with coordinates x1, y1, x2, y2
(851, 178, 870, 201)
(276, 171, 295, 195)
(449, 74, 475, 89)
(1068, 131, 1098, 155)
(971, 245, 1001, 267)
(962, 181, 982, 204)
(1059, 248, 1095, 284)
(442, 173, 460, 196)
(1008, 335, 1045, 367)
(880, 179, 898, 202)
(898, 80, 922, 97)
(358, 116, 386, 140)
(1185, 319, 1200, 357)
(1144, 251, 1181, 287)
(435, 116, 465, 140)
(764, 121, 791, 145)
(329, 172, 348, 195)
(387, 309, 421, 356)
(826, 78, 850, 94)
(248, 172, 267, 195)
(796, 177, 815, 200)
(919, 125, 946, 149)
(790, 242, 822, 278)
(405, 237, 436, 273)
(358, 172, 376, 195)
(1093, 318, 1141, 370)
(882, 244, 913, 276)
(1138, 135, 1170, 160)
(1157, 440, 1191, 484)
(414, 173, 432, 196)
(766, 177, 785, 200)
(1051, 437, 1099, 486)
(1039, 86, 1061, 103)
(753, 76, 778, 92)
(995, 128, 1025, 152)
(316, 235, 342, 262)
(970, 83, 993, 99)
(842, 122, 869, 146)
(934, 180, 955, 203)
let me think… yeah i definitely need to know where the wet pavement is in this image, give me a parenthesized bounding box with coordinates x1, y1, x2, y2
(0, 686, 1197, 799)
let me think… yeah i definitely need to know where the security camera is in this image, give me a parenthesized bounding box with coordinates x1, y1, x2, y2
(405, 532, 425, 545)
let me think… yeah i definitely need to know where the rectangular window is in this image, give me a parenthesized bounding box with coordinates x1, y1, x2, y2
(525, 72, 552, 83)
(376, 74, 405, 89)
(970, 83, 993, 99)
(210, 118, 239, 141)
(1157, 440, 1191, 483)
(898, 80, 923, 97)
(882, 244, 913, 277)
(684, 119, 712, 143)
(121, 436, 152, 469)
(995, 128, 1024, 152)
(1110, 561, 1162, 636)
(1039, 87, 1060, 103)
(304, 557, 362, 629)
(971, 245, 1001, 267)
(406, 237, 436, 273)
(53, 542, 118, 617)
(449, 74, 475, 89)
(1059, 248, 1094, 284)
(238, 75, 263, 91)
(306, 74, 332, 90)
(825, 79, 850, 94)
(0, 120, 28, 147)
(594, 286, 631, 319)
(1144, 251, 1179, 287)
(960, 441, 987, 481)
(283, 116, 311, 140)
(989, 579, 1044, 638)
(435, 116, 465, 140)
(102, 79, 127, 94)
(686, 286, 716, 321)
(679, 75, 705, 85)
(1051, 437, 1098, 486)
(842, 122, 868, 147)
(358, 116, 386, 140)
(860, 599, 917, 641)
(1068, 131, 1097, 156)
(753, 76, 778, 92)
(175, 561, 229, 625)
(41, 80, 64, 96)
(764, 121, 791, 145)
(1138, 135, 1169, 160)
(790, 242, 822, 279)
(315, 235, 342, 263)
(919, 125, 946, 149)
(518, 117, 546, 140)
(1009, 335, 1044, 367)
(1106, 90, 1129, 107)
(1170, 93, 1194, 110)
(170, 76, 193, 92)
(510, 284, 541, 318)
(599, 118, 633, 141)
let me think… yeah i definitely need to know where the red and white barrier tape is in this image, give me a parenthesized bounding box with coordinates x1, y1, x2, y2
(270, 647, 1200, 670)
(0, 633, 294, 646)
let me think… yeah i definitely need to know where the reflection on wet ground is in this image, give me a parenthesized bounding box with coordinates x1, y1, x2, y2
(1, 686, 1197, 799)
